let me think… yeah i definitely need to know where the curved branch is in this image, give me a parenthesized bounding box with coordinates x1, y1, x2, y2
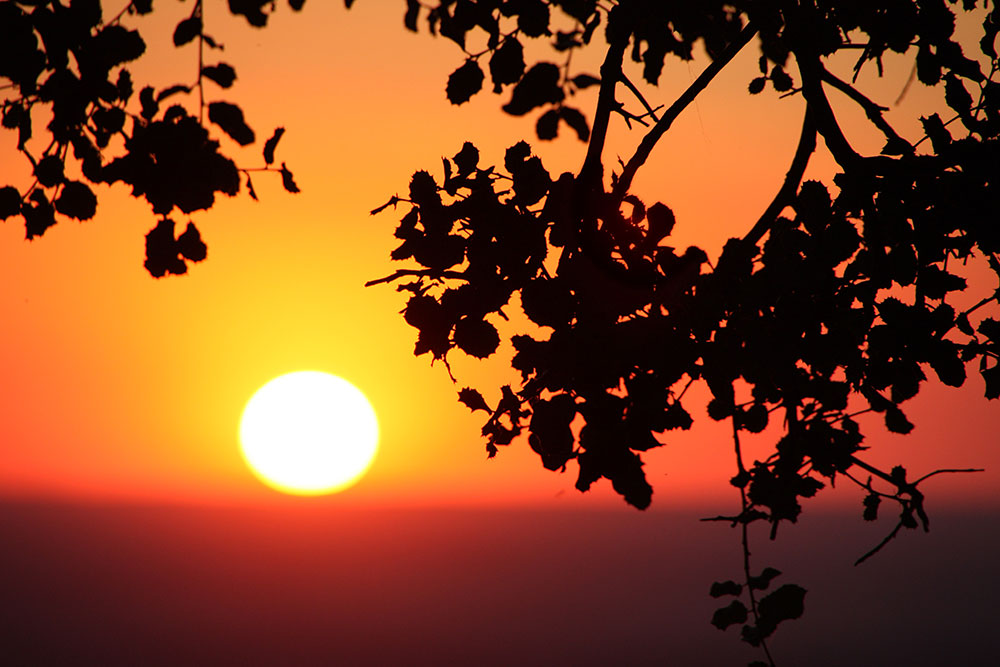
(820, 66, 911, 152)
(743, 108, 817, 246)
(611, 21, 759, 201)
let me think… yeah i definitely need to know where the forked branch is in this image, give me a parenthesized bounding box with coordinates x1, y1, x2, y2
(611, 22, 759, 201)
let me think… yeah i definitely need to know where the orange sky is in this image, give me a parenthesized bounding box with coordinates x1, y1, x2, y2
(0, 2, 996, 510)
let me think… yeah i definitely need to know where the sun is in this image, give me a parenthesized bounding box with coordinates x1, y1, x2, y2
(239, 371, 379, 496)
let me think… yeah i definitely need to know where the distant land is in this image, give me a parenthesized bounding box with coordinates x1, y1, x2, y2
(1, 502, 995, 666)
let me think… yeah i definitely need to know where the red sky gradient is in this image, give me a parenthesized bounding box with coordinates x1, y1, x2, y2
(1, 2, 997, 511)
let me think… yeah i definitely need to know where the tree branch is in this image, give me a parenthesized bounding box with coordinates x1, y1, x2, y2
(619, 72, 661, 122)
(577, 34, 629, 191)
(743, 108, 817, 246)
(364, 268, 467, 287)
(820, 66, 910, 151)
(611, 21, 758, 201)
(733, 420, 776, 667)
(854, 520, 905, 566)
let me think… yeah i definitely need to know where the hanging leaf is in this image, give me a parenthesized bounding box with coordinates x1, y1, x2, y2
(263, 127, 285, 165)
(535, 109, 560, 140)
(489, 38, 525, 92)
(208, 101, 255, 145)
(202, 63, 237, 88)
(279, 162, 300, 193)
(446, 59, 484, 105)
(453, 317, 500, 358)
(0, 186, 21, 220)
(502, 63, 564, 116)
(709, 580, 743, 598)
(54, 181, 97, 221)
(571, 73, 600, 89)
(458, 387, 491, 413)
(559, 107, 589, 141)
(173, 16, 202, 47)
(711, 601, 748, 630)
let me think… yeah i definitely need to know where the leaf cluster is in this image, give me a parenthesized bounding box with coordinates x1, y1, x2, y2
(0, 0, 304, 275)
(372, 0, 1000, 587)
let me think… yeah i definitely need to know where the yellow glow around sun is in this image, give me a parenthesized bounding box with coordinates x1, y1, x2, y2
(239, 371, 379, 496)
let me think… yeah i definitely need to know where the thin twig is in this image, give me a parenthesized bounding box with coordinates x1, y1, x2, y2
(618, 72, 661, 122)
(855, 520, 905, 566)
(197, 0, 205, 123)
(365, 268, 467, 287)
(611, 21, 758, 201)
(820, 66, 909, 149)
(894, 61, 917, 106)
(732, 421, 776, 667)
(913, 467, 985, 485)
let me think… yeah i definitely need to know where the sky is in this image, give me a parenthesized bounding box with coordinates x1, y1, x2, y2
(0, 1, 996, 511)
(1, 3, 998, 665)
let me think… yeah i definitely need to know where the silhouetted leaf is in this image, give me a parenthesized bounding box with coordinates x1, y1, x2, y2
(709, 580, 743, 598)
(748, 76, 766, 94)
(177, 222, 207, 262)
(755, 583, 806, 635)
(144, 219, 186, 277)
(489, 38, 525, 92)
(536, 109, 560, 140)
(748, 567, 782, 591)
(279, 162, 300, 193)
(945, 74, 973, 113)
(502, 63, 564, 116)
(571, 73, 600, 89)
(983, 365, 1000, 400)
(511, 156, 551, 206)
(202, 63, 237, 88)
(711, 600, 748, 630)
(404, 0, 420, 31)
(0, 186, 20, 220)
(23, 190, 55, 239)
(516, 0, 550, 37)
(446, 59, 484, 105)
(156, 84, 191, 102)
(862, 493, 881, 521)
(458, 387, 491, 413)
(208, 101, 255, 145)
(173, 17, 201, 47)
(263, 127, 285, 165)
(770, 66, 793, 92)
(452, 141, 479, 176)
(560, 107, 589, 141)
(228, 0, 271, 27)
(139, 86, 158, 120)
(54, 181, 97, 221)
(528, 393, 576, 470)
(884, 404, 914, 434)
(453, 317, 500, 358)
(34, 155, 64, 187)
(662, 402, 693, 430)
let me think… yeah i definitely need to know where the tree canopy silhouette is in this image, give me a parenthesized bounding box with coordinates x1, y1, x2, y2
(2, 0, 998, 663)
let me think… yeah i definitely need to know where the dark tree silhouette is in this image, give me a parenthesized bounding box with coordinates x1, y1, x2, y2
(0, 0, 301, 276)
(3, 1, 998, 663)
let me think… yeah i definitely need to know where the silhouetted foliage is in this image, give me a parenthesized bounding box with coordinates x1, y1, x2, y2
(361, 1, 999, 662)
(4, 1, 999, 664)
(0, 0, 300, 276)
